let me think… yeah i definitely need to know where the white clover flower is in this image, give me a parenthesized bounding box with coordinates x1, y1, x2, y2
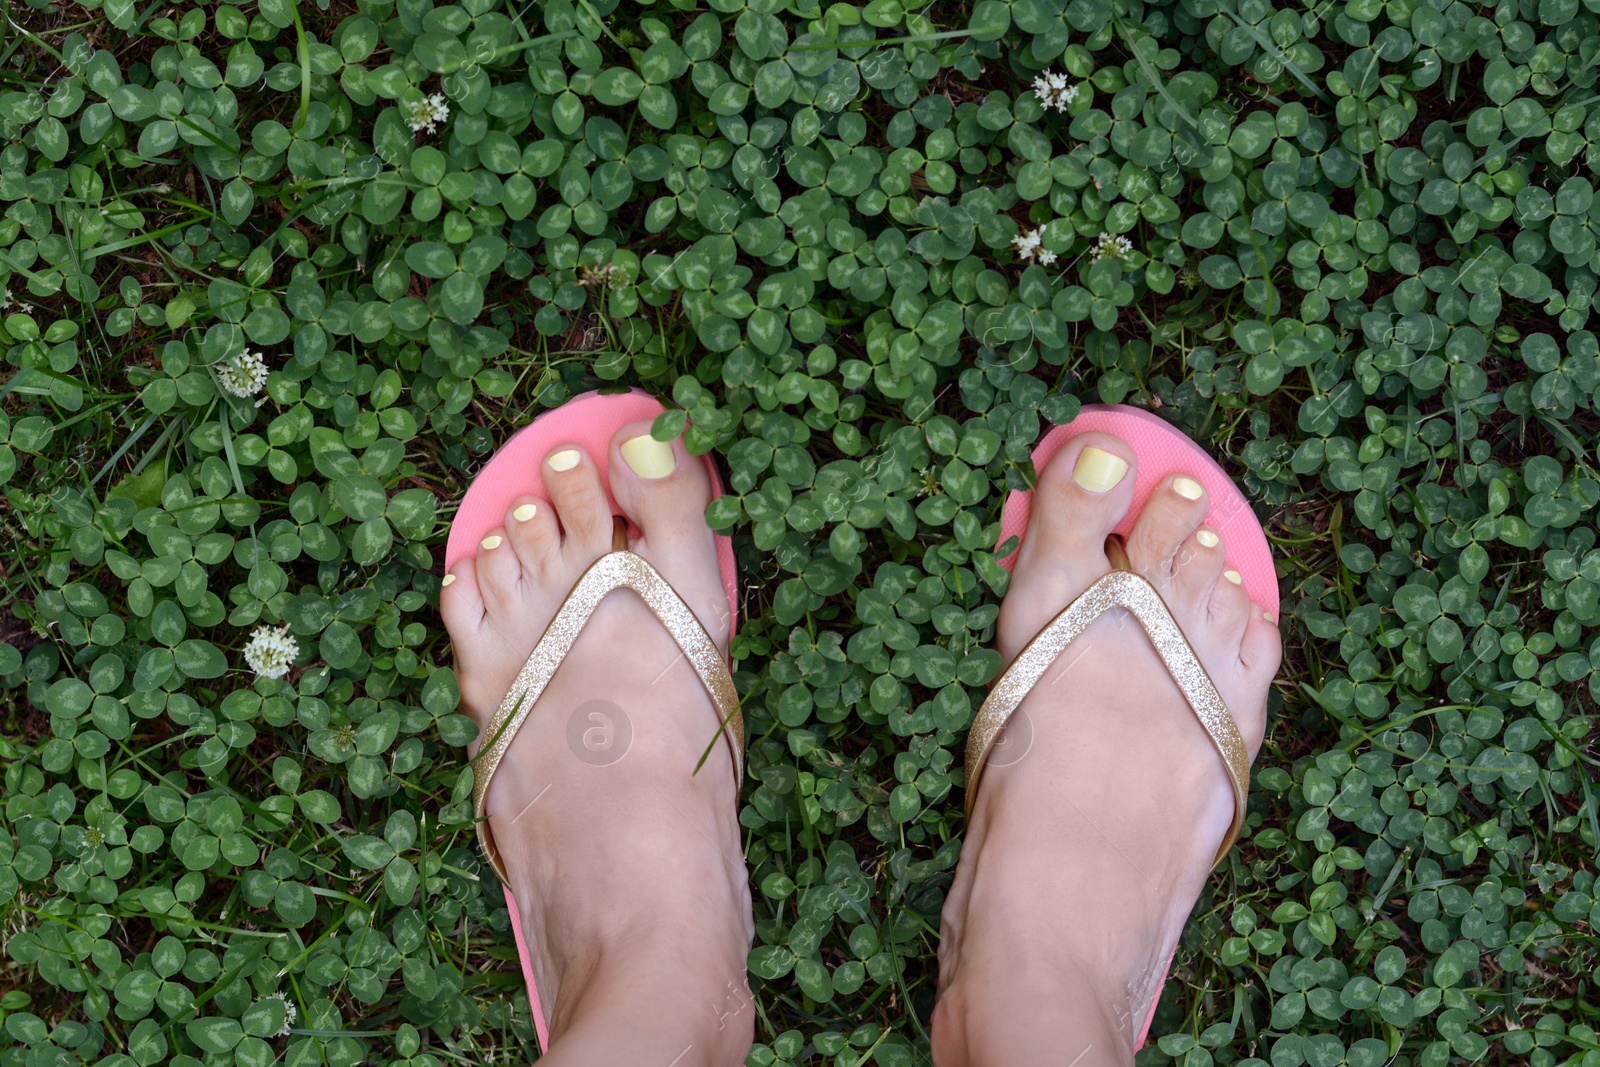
(1, 289, 12, 310)
(1012, 226, 1045, 261)
(1031, 70, 1081, 112)
(218, 349, 269, 398)
(406, 93, 450, 135)
(254, 993, 297, 1038)
(576, 262, 625, 289)
(1037, 248, 1058, 266)
(1090, 231, 1135, 262)
(243, 624, 299, 680)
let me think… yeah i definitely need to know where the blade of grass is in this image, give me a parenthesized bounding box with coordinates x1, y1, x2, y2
(76, 216, 214, 260)
(1220, 11, 1330, 103)
(1114, 16, 1198, 129)
(786, 26, 1004, 51)
(441, 29, 578, 72)
(288, 0, 311, 134)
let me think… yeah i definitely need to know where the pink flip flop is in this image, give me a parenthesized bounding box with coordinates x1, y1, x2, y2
(978, 403, 1279, 1048)
(445, 388, 741, 1053)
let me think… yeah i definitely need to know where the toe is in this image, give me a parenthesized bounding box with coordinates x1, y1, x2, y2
(1000, 432, 1138, 657)
(474, 526, 522, 614)
(1206, 564, 1251, 644)
(1125, 474, 1210, 581)
(609, 421, 731, 645)
(543, 445, 615, 555)
(1240, 608, 1283, 683)
(608, 421, 714, 540)
(506, 495, 560, 574)
(440, 558, 484, 638)
(1015, 432, 1138, 579)
(1236, 612, 1281, 752)
(1167, 525, 1226, 610)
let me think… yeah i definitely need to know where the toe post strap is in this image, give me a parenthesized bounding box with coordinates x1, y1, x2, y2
(470, 549, 743, 885)
(965, 568, 1251, 868)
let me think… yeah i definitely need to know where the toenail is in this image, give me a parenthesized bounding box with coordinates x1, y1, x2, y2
(548, 449, 580, 471)
(441, 574, 456, 587)
(1263, 610, 1276, 622)
(1173, 476, 1203, 500)
(481, 534, 503, 550)
(1224, 569, 1241, 584)
(621, 434, 676, 479)
(1196, 528, 1219, 548)
(1072, 447, 1128, 493)
(512, 503, 538, 522)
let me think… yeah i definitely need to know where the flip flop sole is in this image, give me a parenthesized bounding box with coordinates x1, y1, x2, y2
(994, 403, 1278, 1047)
(444, 388, 739, 1051)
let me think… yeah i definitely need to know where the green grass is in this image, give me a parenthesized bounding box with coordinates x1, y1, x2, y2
(4, 0, 1600, 1064)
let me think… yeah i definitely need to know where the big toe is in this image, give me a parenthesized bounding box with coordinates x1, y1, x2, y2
(608, 422, 728, 644)
(609, 422, 715, 541)
(1000, 432, 1137, 656)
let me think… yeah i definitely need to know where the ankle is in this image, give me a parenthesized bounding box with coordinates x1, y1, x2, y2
(935, 816, 1176, 1049)
(934, 957, 1137, 1066)
(511, 846, 753, 1024)
(546, 928, 754, 1063)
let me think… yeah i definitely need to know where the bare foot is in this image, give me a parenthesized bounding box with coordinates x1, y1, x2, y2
(933, 431, 1281, 1067)
(440, 424, 753, 1066)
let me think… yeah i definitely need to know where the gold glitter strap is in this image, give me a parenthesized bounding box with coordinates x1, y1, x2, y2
(964, 568, 1250, 869)
(470, 549, 743, 885)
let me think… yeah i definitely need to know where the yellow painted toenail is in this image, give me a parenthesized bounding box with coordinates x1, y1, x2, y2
(548, 450, 580, 472)
(1173, 476, 1203, 500)
(1263, 610, 1276, 622)
(1072, 447, 1128, 494)
(621, 434, 676, 479)
(1196, 528, 1219, 548)
(481, 534, 503, 550)
(1224, 569, 1242, 584)
(512, 503, 538, 522)
(441, 574, 456, 588)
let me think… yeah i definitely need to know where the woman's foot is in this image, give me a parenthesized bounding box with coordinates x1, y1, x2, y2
(933, 432, 1281, 1067)
(440, 423, 753, 1066)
